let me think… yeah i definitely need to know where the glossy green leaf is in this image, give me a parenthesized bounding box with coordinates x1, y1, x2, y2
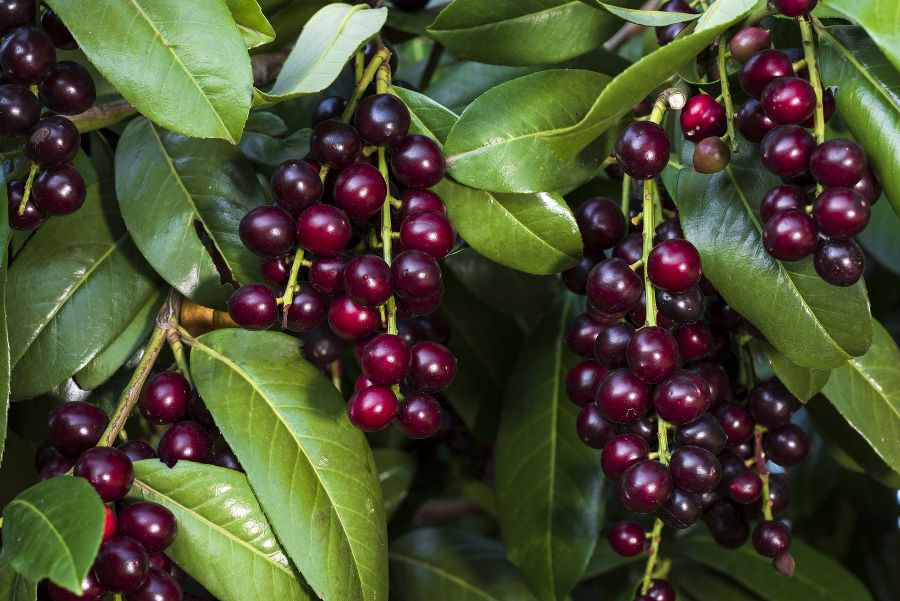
(255, 0, 332, 52)
(444, 70, 613, 193)
(8, 155, 161, 399)
(116, 118, 265, 309)
(541, 0, 760, 159)
(819, 320, 900, 473)
(444, 248, 563, 316)
(495, 293, 605, 601)
(190, 329, 387, 601)
(751, 341, 831, 402)
(584, 2, 700, 26)
(427, 0, 639, 66)
(254, 4, 386, 106)
(240, 128, 311, 168)
(581, 539, 643, 580)
(392, 87, 458, 146)
(127, 460, 312, 601)
(0, 556, 36, 601)
(46, 0, 251, 142)
(672, 567, 764, 601)
(389, 528, 540, 601)
(820, 1, 900, 72)
(0, 167, 8, 466)
(227, 0, 276, 48)
(373, 448, 415, 519)
(674, 534, 874, 601)
(858, 198, 900, 276)
(0, 478, 104, 593)
(817, 26, 900, 218)
(674, 139, 871, 369)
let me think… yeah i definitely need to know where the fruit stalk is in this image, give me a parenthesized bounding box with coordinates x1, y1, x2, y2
(640, 518, 665, 594)
(621, 173, 631, 218)
(17, 163, 38, 216)
(754, 425, 774, 521)
(376, 62, 398, 336)
(166, 294, 194, 388)
(798, 15, 825, 146)
(717, 34, 738, 151)
(641, 178, 658, 328)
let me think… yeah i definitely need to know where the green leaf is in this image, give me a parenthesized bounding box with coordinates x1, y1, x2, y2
(115, 118, 265, 309)
(0, 478, 104, 594)
(46, 0, 251, 143)
(389, 528, 540, 601)
(494, 293, 605, 601)
(443, 248, 563, 316)
(425, 63, 544, 111)
(540, 0, 760, 159)
(819, 319, 900, 474)
(255, 0, 332, 51)
(253, 4, 387, 106)
(444, 70, 613, 193)
(240, 128, 311, 168)
(189, 329, 387, 601)
(672, 567, 765, 601)
(392, 87, 458, 146)
(750, 341, 831, 402)
(127, 460, 313, 601)
(586, 2, 701, 26)
(673, 140, 871, 369)
(427, 0, 639, 66)
(581, 539, 643, 580)
(0, 556, 36, 601)
(673, 534, 874, 601)
(227, 0, 276, 48)
(817, 26, 900, 218)
(820, 1, 900, 72)
(373, 448, 415, 519)
(0, 166, 9, 466)
(7, 155, 161, 399)
(858, 197, 900, 276)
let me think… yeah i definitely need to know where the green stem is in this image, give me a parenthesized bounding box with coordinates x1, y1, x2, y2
(354, 50, 365, 84)
(376, 63, 398, 336)
(641, 178, 657, 328)
(717, 34, 738, 152)
(340, 47, 390, 123)
(168, 329, 193, 389)
(17, 163, 38, 216)
(754, 426, 773, 520)
(621, 174, 632, 219)
(279, 249, 304, 330)
(798, 14, 825, 198)
(740, 2, 776, 27)
(331, 360, 342, 393)
(640, 519, 665, 594)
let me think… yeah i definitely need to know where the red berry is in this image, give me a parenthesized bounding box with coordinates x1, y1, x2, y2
(652, 369, 711, 425)
(296, 204, 352, 255)
(139, 371, 190, 425)
(309, 253, 349, 296)
(772, 0, 817, 17)
(47, 570, 105, 601)
(227, 284, 277, 330)
(347, 385, 398, 431)
(760, 124, 815, 178)
(396, 393, 442, 438)
(362, 334, 411, 386)
(47, 401, 109, 457)
(760, 184, 808, 223)
(618, 459, 672, 514)
(615, 121, 670, 180)
(680, 94, 726, 142)
(811, 187, 870, 238)
(391, 134, 446, 188)
(327, 294, 379, 339)
(270, 159, 322, 216)
(760, 77, 815, 125)
(157, 421, 212, 467)
(310, 120, 360, 168)
(626, 326, 678, 384)
(285, 283, 326, 332)
(739, 50, 793, 99)
(586, 258, 643, 314)
(596, 368, 651, 423)
(809, 138, 868, 188)
(565, 359, 608, 406)
(334, 162, 387, 220)
(399, 188, 446, 221)
(399, 210, 456, 259)
(601, 433, 648, 480)
(354, 93, 411, 147)
(729, 27, 771, 63)
(607, 521, 645, 556)
(407, 341, 456, 393)
(576, 404, 616, 448)
(647, 239, 702, 293)
(762, 208, 818, 261)
(736, 99, 775, 143)
(239, 205, 296, 257)
(753, 520, 792, 557)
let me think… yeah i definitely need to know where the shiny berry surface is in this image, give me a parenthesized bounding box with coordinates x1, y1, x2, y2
(729, 470, 763, 503)
(739, 50, 793, 98)
(311, 96, 346, 126)
(565, 359, 607, 406)
(309, 253, 349, 296)
(714, 401, 755, 444)
(729, 27, 771, 63)
(614, 121, 670, 180)
(0, 0, 34, 32)
(327, 294, 379, 339)
(139, 371, 190, 425)
(576, 197, 626, 251)
(812, 187, 870, 238)
(125, 568, 182, 601)
(26, 116, 81, 166)
(302, 325, 346, 366)
(239, 205, 295, 257)
(310, 120, 360, 168)
(809, 138, 868, 188)
(0, 83, 40, 136)
(362, 334, 411, 386)
(260, 255, 290, 286)
(773, 0, 817, 16)
(47, 571, 105, 601)
(74, 447, 134, 502)
(852, 166, 881, 204)
(117, 502, 178, 553)
(680, 94, 726, 142)
(814, 238, 865, 286)
(692, 137, 730, 174)
(334, 162, 387, 220)
(761, 77, 816, 125)
(0, 27, 55, 84)
(38, 61, 96, 115)
(764, 423, 810, 466)
(157, 420, 212, 467)
(227, 284, 277, 330)
(652, 369, 711, 425)
(399, 188, 446, 221)
(296, 204, 352, 255)
(647, 239, 702, 293)
(601, 433, 648, 480)
(607, 521, 645, 556)
(674, 321, 712, 361)
(32, 164, 87, 216)
(397, 392, 442, 438)
(753, 520, 792, 557)
(344, 254, 393, 306)
(626, 326, 678, 384)
(119, 440, 157, 462)
(763, 208, 818, 261)
(593, 321, 634, 369)
(39, 8, 76, 49)
(748, 378, 801, 427)
(392, 249, 442, 300)
(657, 488, 701, 529)
(655, 287, 704, 325)
(285, 283, 326, 332)
(736, 99, 776, 143)
(38, 456, 75, 481)
(596, 368, 652, 423)
(407, 341, 456, 393)
(395, 286, 443, 317)
(47, 401, 108, 457)
(674, 413, 727, 453)
(347, 385, 398, 431)
(354, 93, 411, 147)
(586, 258, 643, 314)
(618, 459, 672, 514)
(760, 184, 808, 223)
(391, 134, 446, 188)
(399, 210, 456, 259)
(270, 159, 322, 216)
(213, 446, 243, 471)
(577, 404, 616, 448)
(761, 124, 815, 178)
(95, 536, 149, 592)
(670, 445, 721, 493)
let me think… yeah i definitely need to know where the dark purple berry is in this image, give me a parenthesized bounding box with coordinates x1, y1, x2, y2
(0, 83, 39, 136)
(334, 162, 387, 220)
(270, 159, 323, 216)
(674, 413, 726, 453)
(396, 392, 442, 438)
(729, 27, 771, 63)
(601, 433, 648, 481)
(354, 93, 411, 147)
(607, 521, 645, 556)
(139, 372, 190, 425)
(814, 238, 865, 286)
(577, 404, 617, 448)
(736, 99, 775, 143)
(310, 120, 360, 168)
(760, 184, 808, 223)
(762, 208, 818, 261)
(760, 124, 815, 178)
(47, 401, 108, 457)
(618, 459, 672, 514)
(652, 369, 711, 425)
(391, 134, 445, 188)
(40, 9, 76, 49)
(615, 121, 670, 180)
(0, 27, 55, 84)
(399, 210, 456, 259)
(647, 239, 702, 293)
(657, 487, 702, 529)
(626, 326, 678, 384)
(739, 50, 793, 99)
(124, 568, 182, 601)
(576, 197, 626, 251)
(285, 283, 326, 332)
(117, 502, 177, 553)
(764, 423, 810, 466)
(596, 368, 652, 423)
(26, 116, 80, 166)
(565, 360, 608, 406)
(311, 96, 346, 127)
(32, 164, 87, 216)
(38, 61, 96, 115)
(227, 284, 277, 330)
(157, 421, 212, 467)
(296, 204, 352, 255)
(761, 77, 816, 125)
(8, 178, 47, 231)
(586, 258, 643, 314)
(118, 441, 157, 463)
(594, 321, 635, 369)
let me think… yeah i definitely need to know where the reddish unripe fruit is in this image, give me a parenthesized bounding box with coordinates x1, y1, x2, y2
(594, 321, 635, 369)
(736, 99, 776, 143)
(586, 257, 643, 314)
(347, 385, 398, 431)
(729, 27, 771, 63)
(618, 460, 672, 514)
(607, 521, 646, 556)
(118, 440, 157, 462)
(680, 95, 726, 142)
(227, 284, 277, 331)
(296, 204, 352, 255)
(669, 445, 721, 493)
(674, 413, 727, 453)
(729, 470, 763, 503)
(852, 167, 882, 204)
(626, 326, 679, 384)
(764, 423, 810, 466)
(773, 0, 817, 16)
(576, 404, 617, 448)
(270, 159, 323, 216)
(809, 138, 868, 188)
(763, 208, 818, 261)
(139, 371, 190, 425)
(260, 255, 290, 286)
(8, 179, 47, 231)
(103, 505, 117, 540)
(760, 184, 808, 223)
(397, 393, 442, 438)
(362, 334, 411, 386)
(714, 402, 755, 444)
(391, 134, 446, 187)
(576, 197, 627, 251)
(596, 368, 652, 423)
(399, 188, 446, 221)
(760, 77, 816, 124)
(0, 83, 40, 136)
(343, 254, 393, 306)
(38, 61, 97, 115)
(748, 378, 802, 427)
(327, 295, 379, 339)
(814, 238, 865, 286)
(692, 137, 730, 174)
(95, 536, 149, 592)
(26, 115, 80, 167)
(652, 369, 711, 425)
(601, 433, 648, 480)
(48, 401, 109, 457)
(354, 93, 411, 147)
(32, 164, 87, 216)
(0, 27, 55, 84)
(309, 253, 349, 296)
(285, 283, 326, 332)
(614, 121, 670, 180)
(47, 570, 105, 601)
(157, 421, 212, 467)
(334, 163, 387, 220)
(239, 205, 296, 257)
(760, 124, 815, 178)
(739, 50, 793, 98)
(565, 360, 608, 406)
(116, 502, 177, 553)
(399, 210, 456, 259)
(407, 341, 457, 393)
(647, 239, 702, 293)
(753, 520, 792, 557)
(674, 321, 712, 361)
(310, 120, 360, 168)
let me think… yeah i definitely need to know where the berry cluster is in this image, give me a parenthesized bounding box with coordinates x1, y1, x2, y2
(229, 51, 456, 439)
(1, 0, 96, 230)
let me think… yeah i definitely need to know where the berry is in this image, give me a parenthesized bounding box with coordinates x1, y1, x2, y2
(773, 0, 817, 17)
(596, 368, 652, 423)
(809, 138, 868, 188)
(753, 520, 792, 557)
(657, 488, 702, 529)
(95, 536, 149, 592)
(362, 334, 411, 386)
(302, 325, 346, 366)
(656, 22, 688, 46)
(680, 95, 726, 142)
(594, 321, 635, 369)
(392, 0, 429, 10)
(270, 159, 322, 216)
(565, 360, 608, 406)
(310, 96, 346, 127)
(647, 239, 702, 293)
(407, 341, 456, 393)
(729, 27, 771, 63)
(814, 238, 865, 286)
(47, 571, 105, 601)
(347, 385, 398, 431)
(392, 250, 442, 300)
(601, 433, 648, 480)
(706, 500, 750, 548)
(285, 283, 326, 332)
(577, 404, 617, 448)
(576, 197, 626, 251)
(118, 441, 157, 462)
(852, 166, 881, 204)
(0, 27, 55, 84)
(396, 393, 442, 438)
(638, 579, 677, 601)
(760, 77, 816, 125)
(260, 255, 290, 286)
(395, 285, 443, 317)
(26, 116, 80, 166)
(363, 37, 399, 75)
(399, 210, 456, 259)
(692, 137, 730, 174)
(309, 253, 349, 296)
(800, 85, 836, 128)
(391, 134, 445, 187)
(618, 460, 672, 514)
(239, 205, 295, 257)
(139, 372, 190, 425)
(654, 218, 683, 245)
(8, 179, 45, 230)
(310, 120, 360, 168)
(124, 568, 182, 601)
(116, 502, 177, 553)
(760, 184, 808, 223)
(748, 379, 801, 427)
(652, 370, 711, 425)
(736, 99, 776, 143)
(227, 284, 277, 330)
(327, 295, 378, 339)
(38, 456, 75, 481)
(626, 326, 678, 384)
(0, 0, 34, 32)
(586, 258, 643, 314)
(613, 232, 643, 266)
(674, 321, 712, 360)
(399, 188, 446, 221)
(101, 505, 118, 541)
(343, 254, 393, 306)
(35, 440, 63, 471)
(38, 61, 96, 115)
(763, 208, 818, 261)
(187, 389, 216, 432)
(714, 402, 755, 444)
(739, 50, 793, 98)
(47, 401, 108, 457)
(296, 204, 352, 254)
(213, 446, 243, 471)
(157, 421, 212, 467)
(354, 93, 411, 147)
(760, 124, 815, 178)
(0, 83, 40, 136)
(607, 521, 645, 556)
(32, 164, 87, 216)
(334, 162, 387, 220)
(812, 187, 870, 238)
(655, 287, 704, 325)
(614, 121, 670, 180)
(764, 423, 810, 466)
(40, 9, 76, 49)
(729, 470, 763, 503)
(670, 445, 721, 494)
(674, 413, 727, 453)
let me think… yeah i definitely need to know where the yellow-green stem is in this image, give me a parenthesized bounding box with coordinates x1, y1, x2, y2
(17, 163, 38, 216)
(621, 174, 632, 218)
(641, 179, 657, 328)
(374, 61, 398, 336)
(755, 426, 774, 520)
(640, 519, 665, 594)
(798, 15, 826, 196)
(168, 329, 193, 389)
(340, 47, 391, 123)
(717, 34, 738, 152)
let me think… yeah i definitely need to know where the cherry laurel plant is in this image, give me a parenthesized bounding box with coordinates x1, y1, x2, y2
(0, 1, 898, 601)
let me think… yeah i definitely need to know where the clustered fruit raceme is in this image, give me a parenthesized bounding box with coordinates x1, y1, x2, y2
(1, 0, 96, 230)
(230, 46, 456, 439)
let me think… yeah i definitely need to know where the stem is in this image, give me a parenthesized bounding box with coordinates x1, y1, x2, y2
(621, 174, 632, 219)
(798, 15, 826, 196)
(279, 249, 304, 330)
(641, 179, 657, 327)
(418, 43, 444, 90)
(716, 35, 738, 152)
(376, 64, 398, 336)
(354, 50, 365, 84)
(69, 99, 137, 133)
(331, 360, 342, 393)
(740, 2, 776, 27)
(163, 292, 194, 387)
(17, 163, 38, 215)
(340, 47, 390, 123)
(754, 426, 773, 520)
(640, 519, 665, 594)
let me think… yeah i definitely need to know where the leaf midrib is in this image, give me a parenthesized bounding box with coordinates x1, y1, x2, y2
(388, 552, 500, 601)
(479, 190, 576, 260)
(818, 27, 900, 111)
(7, 499, 78, 585)
(429, 1, 584, 34)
